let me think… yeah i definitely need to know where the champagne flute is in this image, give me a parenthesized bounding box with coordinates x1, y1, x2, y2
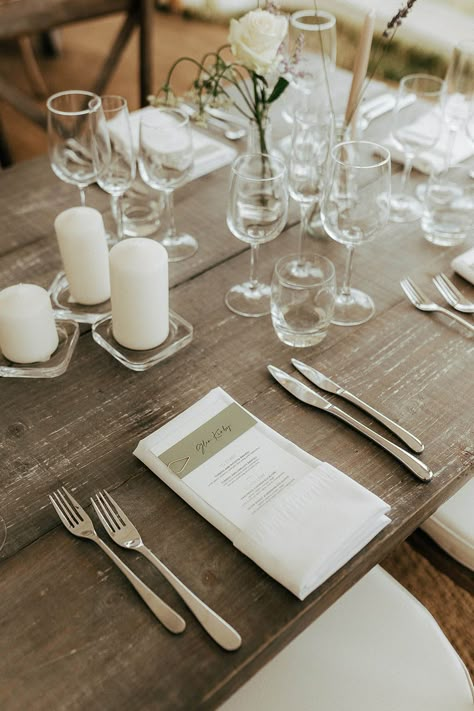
(138, 107, 198, 262)
(90, 95, 136, 244)
(321, 140, 391, 326)
(288, 107, 333, 263)
(47, 90, 101, 206)
(226, 153, 288, 318)
(389, 74, 445, 223)
(440, 39, 474, 170)
(282, 10, 336, 123)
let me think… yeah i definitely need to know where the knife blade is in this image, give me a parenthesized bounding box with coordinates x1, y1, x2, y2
(291, 359, 424, 454)
(268, 365, 433, 483)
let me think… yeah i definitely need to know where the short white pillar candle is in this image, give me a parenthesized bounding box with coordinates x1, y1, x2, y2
(54, 206, 111, 305)
(0, 284, 59, 363)
(109, 238, 169, 350)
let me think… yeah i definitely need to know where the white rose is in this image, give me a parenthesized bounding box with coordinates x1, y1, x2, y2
(228, 9, 288, 76)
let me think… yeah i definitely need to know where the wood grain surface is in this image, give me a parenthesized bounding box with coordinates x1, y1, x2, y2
(0, 71, 473, 710)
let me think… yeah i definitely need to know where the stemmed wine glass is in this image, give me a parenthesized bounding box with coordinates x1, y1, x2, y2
(89, 95, 136, 244)
(321, 140, 391, 326)
(389, 74, 445, 223)
(283, 10, 336, 123)
(440, 39, 474, 170)
(226, 153, 288, 317)
(47, 90, 102, 206)
(138, 107, 198, 262)
(288, 107, 333, 263)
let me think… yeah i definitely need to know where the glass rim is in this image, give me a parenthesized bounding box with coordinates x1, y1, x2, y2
(274, 252, 336, 286)
(399, 73, 445, 96)
(96, 95, 128, 114)
(47, 90, 99, 116)
(290, 9, 336, 31)
(330, 140, 390, 169)
(231, 153, 287, 181)
(139, 106, 189, 128)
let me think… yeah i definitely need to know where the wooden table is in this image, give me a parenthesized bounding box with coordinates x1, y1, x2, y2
(0, 73, 473, 710)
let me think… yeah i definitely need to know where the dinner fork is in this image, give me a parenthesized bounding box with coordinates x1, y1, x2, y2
(400, 278, 474, 333)
(432, 273, 474, 314)
(49, 487, 186, 634)
(91, 490, 242, 651)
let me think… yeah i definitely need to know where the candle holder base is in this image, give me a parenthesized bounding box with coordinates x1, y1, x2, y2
(91, 311, 193, 371)
(0, 320, 79, 378)
(49, 272, 111, 324)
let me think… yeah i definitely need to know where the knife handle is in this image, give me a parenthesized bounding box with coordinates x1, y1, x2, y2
(329, 405, 433, 482)
(340, 390, 424, 454)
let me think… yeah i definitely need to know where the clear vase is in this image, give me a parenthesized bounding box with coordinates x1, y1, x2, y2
(247, 115, 273, 155)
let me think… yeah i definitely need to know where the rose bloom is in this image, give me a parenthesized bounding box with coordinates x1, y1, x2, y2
(229, 9, 288, 75)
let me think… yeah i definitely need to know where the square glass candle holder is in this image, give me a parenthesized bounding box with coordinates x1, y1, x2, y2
(92, 310, 193, 371)
(49, 272, 111, 324)
(0, 319, 79, 378)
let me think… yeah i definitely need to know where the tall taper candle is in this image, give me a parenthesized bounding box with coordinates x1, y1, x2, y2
(0, 284, 59, 363)
(109, 238, 169, 350)
(54, 206, 111, 305)
(344, 9, 376, 128)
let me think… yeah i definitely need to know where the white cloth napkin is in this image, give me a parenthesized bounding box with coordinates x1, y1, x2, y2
(130, 107, 237, 182)
(134, 387, 391, 600)
(381, 108, 474, 175)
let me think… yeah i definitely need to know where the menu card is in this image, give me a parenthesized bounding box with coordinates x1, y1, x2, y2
(134, 388, 391, 600)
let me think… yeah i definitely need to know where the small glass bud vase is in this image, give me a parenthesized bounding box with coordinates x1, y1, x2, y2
(247, 115, 274, 155)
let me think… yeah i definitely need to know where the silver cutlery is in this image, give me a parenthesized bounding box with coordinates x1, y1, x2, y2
(432, 273, 474, 314)
(91, 490, 242, 651)
(49, 487, 186, 634)
(358, 93, 416, 131)
(291, 359, 424, 454)
(181, 103, 246, 141)
(268, 365, 433, 483)
(400, 277, 474, 333)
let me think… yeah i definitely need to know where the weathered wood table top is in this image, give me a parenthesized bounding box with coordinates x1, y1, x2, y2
(0, 72, 473, 710)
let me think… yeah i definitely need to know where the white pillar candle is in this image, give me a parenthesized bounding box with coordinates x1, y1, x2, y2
(0, 284, 59, 363)
(109, 238, 169, 350)
(54, 206, 111, 306)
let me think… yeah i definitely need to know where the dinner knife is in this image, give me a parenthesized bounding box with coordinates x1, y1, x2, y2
(291, 359, 424, 454)
(268, 365, 433, 483)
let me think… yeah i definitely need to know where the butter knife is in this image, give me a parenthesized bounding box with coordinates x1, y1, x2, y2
(268, 365, 433, 483)
(291, 359, 424, 454)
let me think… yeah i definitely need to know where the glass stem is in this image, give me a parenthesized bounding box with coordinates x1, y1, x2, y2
(116, 194, 124, 241)
(442, 127, 456, 175)
(399, 155, 414, 196)
(341, 245, 355, 296)
(165, 190, 177, 240)
(79, 187, 86, 206)
(249, 244, 259, 290)
(297, 203, 311, 261)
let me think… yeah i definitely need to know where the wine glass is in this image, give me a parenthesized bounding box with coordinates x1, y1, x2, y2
(47, 90, 102, 206)
(138, 107, 198, 262)
(282, 10, 337, 123)
(90, 95, 136, 244)
(389, 74, 445, 223)
(226, 153, 288, 318)
(288, 107, 333, 263)
(441, 40, 474, 167)
(321, 140, 391, 326)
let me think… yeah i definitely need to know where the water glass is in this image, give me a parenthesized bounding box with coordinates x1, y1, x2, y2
(422, 166, 474, 246)
(271, 253, 336, 347)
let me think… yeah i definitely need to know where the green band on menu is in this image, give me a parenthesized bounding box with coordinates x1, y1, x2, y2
(156, 403, 257, 478)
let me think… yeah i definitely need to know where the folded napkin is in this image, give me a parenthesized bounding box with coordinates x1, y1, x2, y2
(129, 107, 237, 182)
(134, 387, 391, 600)
(381, 105, 474, 175)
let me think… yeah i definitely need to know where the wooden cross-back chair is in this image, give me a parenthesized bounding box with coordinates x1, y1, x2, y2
(0, 0, 154, 166)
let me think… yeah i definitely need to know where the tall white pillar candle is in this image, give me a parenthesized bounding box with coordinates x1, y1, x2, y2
(54, 206, 111, 305)
(109, 238, 169, 350)
(0, 284, 59, 363)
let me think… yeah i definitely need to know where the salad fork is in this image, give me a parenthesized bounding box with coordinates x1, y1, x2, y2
(91, 490, 242, 651)
(400, 277, 474, 333)
(49, 487, 186, 634)
(432, 273, 474, 313)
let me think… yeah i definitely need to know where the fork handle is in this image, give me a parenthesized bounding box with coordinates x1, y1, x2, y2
(93, 537, 186, 634)
(138, 544, 242, 651)
(436, 306, 474, 332)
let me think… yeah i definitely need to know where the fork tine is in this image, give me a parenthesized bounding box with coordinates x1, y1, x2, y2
(90, 496, 115, 533)
(61, 486, 87, 522)
(49, 493, 74, 528)
(433, 274, 454, 304)
(438, 273, 461, 300)
(102, 490, 128, 526)
(55, 488, 82, 525)
(95, 491, 121, 531)
(406, 277, 430, 303)
(400, 278, 418, 304)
